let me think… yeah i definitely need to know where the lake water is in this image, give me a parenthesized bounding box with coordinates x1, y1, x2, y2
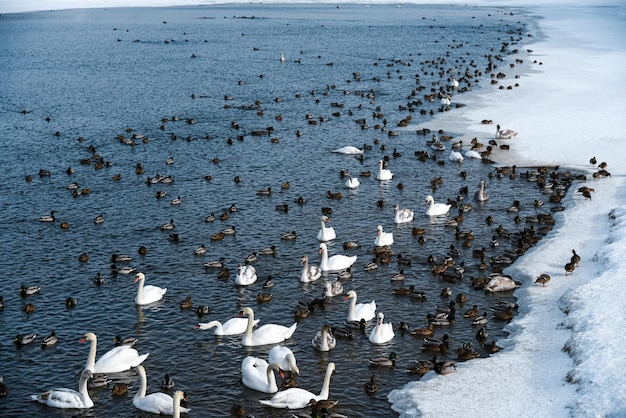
(0, 4, 560, 417)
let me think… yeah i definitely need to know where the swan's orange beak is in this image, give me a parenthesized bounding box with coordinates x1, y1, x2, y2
(79, 336, 87, 344)
(318, 247, 323, 255)
(133, 275, 140, 283)
(193, 325, 200, 330)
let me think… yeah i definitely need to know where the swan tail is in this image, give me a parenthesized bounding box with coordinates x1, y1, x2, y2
(132, 352, 150, 367)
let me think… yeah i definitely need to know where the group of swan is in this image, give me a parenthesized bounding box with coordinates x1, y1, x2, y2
(318, 243, 357, 273)
(316, 215, 336, 241)
(259, 362, 335, 409)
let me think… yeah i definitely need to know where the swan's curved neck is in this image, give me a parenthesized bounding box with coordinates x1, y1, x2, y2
(136, 277, 144, 303)
(320, 248, 328, 270)
(173, 392, 182, 418)
(201, 320, 222, 333)
(267, 363, 279, 393)
(243, 310, 255, 345)
(79, 371, 94, 408)
(86, 335, 97, 372)
(318, 364, 334, 399)
(348, 294, 357, 315)
(135, 366, 147, 400)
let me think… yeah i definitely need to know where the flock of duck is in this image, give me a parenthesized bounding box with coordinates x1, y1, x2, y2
(4, 6, 610, 418)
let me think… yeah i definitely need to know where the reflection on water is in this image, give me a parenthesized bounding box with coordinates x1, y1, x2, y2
(0, 4, 554, 417)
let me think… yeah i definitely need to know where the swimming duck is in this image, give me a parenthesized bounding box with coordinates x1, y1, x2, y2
(194, 244, 207, 255)
(364, 259, 378, 272)
(160, 374, 175, 389)
(390, 270, 406, 282)
(65, 297, 77, 309)
(257, 187, 272, 196)
(23, 302, 36, 313)
(111, 383, 128, 396)
(205, 213, 216, 222)
(93, 214, 105, 224)
(410, 322, 435, 337)
(472, 312, 489, 326)
(20, 284, 40, 297)
(368, 352, 398, 368)
(463, 304, 479, 318)
(221, 225, 236, 235)
(246, 252, 258, 263)
(160, 219, 175, 230)
(406, 360, 433, 376)
(281, 231, 297, 240)
(15, 333, 37, 346)
(364, 375, 378, 395)
(113, 336, 138, 347)
(259, 245, 277, 256)
(179, 296, 193, 309)
(197, 306, 211, 316)
(39, 210, 57, 222)
(337, 267, 353, 280)
(204, 257, 226, 268)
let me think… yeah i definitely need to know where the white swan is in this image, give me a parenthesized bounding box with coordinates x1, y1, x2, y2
(268, 345, 300, 375)
(474, 179, 489, 202)
(241, 357, 283, 393)
(195, 317, 259, 336)
(312, 324, 336, 352)
(259, 362, 335, 409)
(332, 146, 363, 155)
(300, 255, 322, 283)
(134, 272, 166, 305)
(30, 369, 94, 409)
(235, 264, 257, 286)
(496, 124, 518, 139)
(318, 243, 357, 273)
(368, 312, 395, 344)
(81, 332, 149, 374)
(172, 391, 187, 418)
(450, 76, 459, 89)
(239, 307, 297, 347)
(280, 51, 286, 63)
(464, 150, 482, 159)
(376, 160, 393, 181)
(374, 225, 394, 247)
(425, 195, 451, 216)
(441, 94, 451, 106)
(485, 274, 519, 292)
(316, 215, 337, 242)
(323, 280, 344, 297)
(344, 290, 376, 322)
(345, 176, 360, 189)
(394, 205, 414, 224)
(133, 365, 190, 415)
(449, 150, 464, 162)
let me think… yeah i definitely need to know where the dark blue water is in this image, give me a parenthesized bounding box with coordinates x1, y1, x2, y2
(0, 4, 549, 417)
